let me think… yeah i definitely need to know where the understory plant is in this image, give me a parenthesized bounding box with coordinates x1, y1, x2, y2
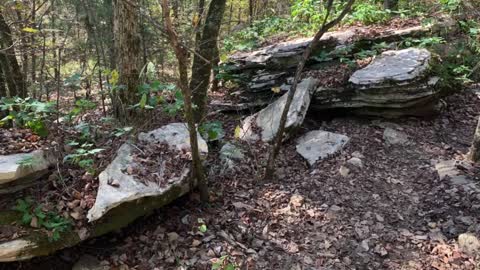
(0, 97, 55, 137)
(13, 197, 71, 242)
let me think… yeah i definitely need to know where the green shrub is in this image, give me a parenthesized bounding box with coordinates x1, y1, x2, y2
(0, 97, 55, 137)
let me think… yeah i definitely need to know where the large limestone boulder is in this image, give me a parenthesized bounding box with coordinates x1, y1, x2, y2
(296, 130, 350, 166)
(88, 123, 207, 222)
(0, 123, 207, 262)
(239, 78, 319, 142)
(349, 48, 431, 86)
(0, 150, 55, 194)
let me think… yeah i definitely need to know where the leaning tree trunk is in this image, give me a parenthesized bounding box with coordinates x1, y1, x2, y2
(0, 11, 26, 98)
(265, 0, 355, 179)
(112, 0, 141, 122)
(384, 0, 398, 10)
(162, 0, 209, 201)
(189, 0, 227, 122)
(469, 116, 480, 163)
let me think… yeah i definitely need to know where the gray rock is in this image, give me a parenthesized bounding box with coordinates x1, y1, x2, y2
(351, 151, 365, 159)
(347, 157, 363, 168)
(458, 233, 480, 256)
(434, 160, 480, 194)
(87, 123, 207, 222)
(296, 130, 350, 166)
(240, 78, 319, 142)
(383, 128, 409, 145)
(349, 48, 431, 86)
(220, 143, 245, 161)
(219, 143, 245, 171)
(138, 122, 208, 155)
(0, 150, 54, 185)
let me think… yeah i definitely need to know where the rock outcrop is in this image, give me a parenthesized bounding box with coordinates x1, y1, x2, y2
(239, 78, 319, 142)
(223, 19, 455, 117)
(225, 19, 453, 94)
(0, 123, 207, 262)
(308, 48, 440, 117)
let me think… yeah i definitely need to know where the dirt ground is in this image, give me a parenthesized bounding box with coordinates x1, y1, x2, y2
(2, 88, 479, 270)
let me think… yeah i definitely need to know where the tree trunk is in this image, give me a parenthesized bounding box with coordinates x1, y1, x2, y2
(0, 11, 26, 97)
(15, 8, 29, 91)
(112, 0, 141, 122)
(384, 0, 398, 10)
(0, 65, 6, 97)
(264, 0, 355, 179)
(31, 0, 37, 98)
(162, 0, 209, 202)
(189, 0, 227, 122)
(469, 116, 480, 163)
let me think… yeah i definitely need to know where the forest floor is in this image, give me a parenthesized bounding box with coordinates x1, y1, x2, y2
(3, 87, 480, 270)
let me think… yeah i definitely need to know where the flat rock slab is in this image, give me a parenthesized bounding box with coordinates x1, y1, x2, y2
(138, 122, 208, 155)
(87, 123, 207, 222)
(383, 128, 409, 145)
(0, 150, 54, 185)
(349, 48, 431, 87)
(296, 130, 350, 166)
(240, 78, 319, 142)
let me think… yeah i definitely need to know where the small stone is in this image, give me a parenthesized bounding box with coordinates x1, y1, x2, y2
(374, 244, 388, 256)
(351, 151, 365, 159)
(296, 130, 350, 166)
(330, 205, 342, 212)
(383, 128, 409, 145)
(375, 214, 384, 222)
(286, 242, 299, 253)
(347, 157, 363, 168)
(339, 165, 350, 177)
(360, 239, 370, 252)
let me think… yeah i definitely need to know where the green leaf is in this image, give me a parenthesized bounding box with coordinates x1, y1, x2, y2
(22, 27, 39, 33)
(225, 264, 235, 270)
(139, 93, 147, 109)
(199, 224, 207, 233)
(22, 213, 33, 224)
